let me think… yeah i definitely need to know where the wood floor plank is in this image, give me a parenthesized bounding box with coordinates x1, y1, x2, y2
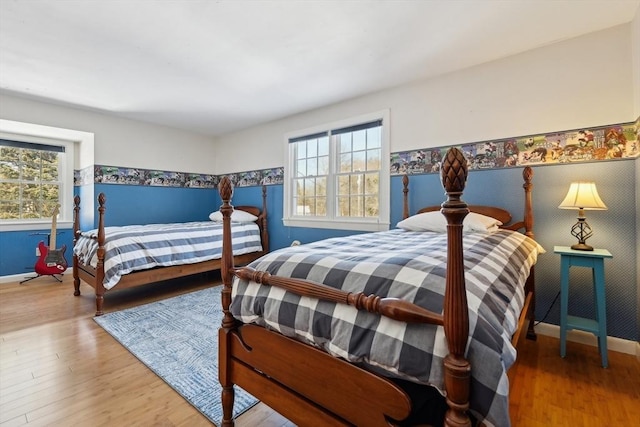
(1, 274, 638, 426)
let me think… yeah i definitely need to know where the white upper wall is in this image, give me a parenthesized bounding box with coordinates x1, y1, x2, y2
(0, 95, 216, 173)
(214, 24, 635, 174)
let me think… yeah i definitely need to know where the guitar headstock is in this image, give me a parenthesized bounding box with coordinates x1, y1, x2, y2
(51, 204, 61, 217)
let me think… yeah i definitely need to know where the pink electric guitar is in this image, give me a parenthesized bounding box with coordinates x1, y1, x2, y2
(34, 204, 68, 276)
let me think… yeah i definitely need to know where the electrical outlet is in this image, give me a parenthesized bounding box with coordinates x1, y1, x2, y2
(35, 247, 41, 257)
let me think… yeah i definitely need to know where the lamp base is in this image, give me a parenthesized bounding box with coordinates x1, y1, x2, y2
(571, 243, 594, 251)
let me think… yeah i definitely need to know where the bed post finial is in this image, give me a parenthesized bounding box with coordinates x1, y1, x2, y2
(440, 147, 472, 427)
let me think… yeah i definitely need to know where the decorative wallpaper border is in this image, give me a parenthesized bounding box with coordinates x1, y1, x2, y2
(74, 119, 639, 188)
(390, 119, 639, 175)
(74, 165, 284, 188)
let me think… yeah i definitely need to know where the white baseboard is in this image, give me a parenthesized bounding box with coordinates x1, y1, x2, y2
(536, 322, 638, 356)
(0, 271, 70, 284)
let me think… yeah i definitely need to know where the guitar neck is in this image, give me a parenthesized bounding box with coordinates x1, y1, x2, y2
(49, 205, 59, 249)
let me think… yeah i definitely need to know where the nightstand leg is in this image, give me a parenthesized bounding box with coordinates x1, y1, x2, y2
(593, 261, 608, 368)
(560, 259, 570, 358)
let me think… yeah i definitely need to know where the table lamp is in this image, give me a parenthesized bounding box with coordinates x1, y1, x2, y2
(558, 181, 607, 251)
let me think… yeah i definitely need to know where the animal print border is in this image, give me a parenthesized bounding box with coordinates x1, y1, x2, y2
(390, 119, 639, 175)
(74, 164, 284, 188)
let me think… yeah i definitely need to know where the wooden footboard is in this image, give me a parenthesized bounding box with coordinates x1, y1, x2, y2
(72, 186, 269, 316)
(218, 147, 477, 426)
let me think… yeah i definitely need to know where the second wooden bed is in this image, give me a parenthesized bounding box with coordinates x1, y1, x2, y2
(72, 186, 269, 316)
(217, 147, 540, 426)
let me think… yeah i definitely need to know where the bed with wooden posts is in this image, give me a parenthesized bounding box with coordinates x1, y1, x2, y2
(72, 186, 269, 316)
(217, 147, 541, 426)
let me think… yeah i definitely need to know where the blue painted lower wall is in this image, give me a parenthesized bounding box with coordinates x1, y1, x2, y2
(1, 160, 637, 341)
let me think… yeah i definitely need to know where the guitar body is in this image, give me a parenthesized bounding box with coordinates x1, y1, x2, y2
(35, 241, 68, 276)
(33, 204, 68, 277)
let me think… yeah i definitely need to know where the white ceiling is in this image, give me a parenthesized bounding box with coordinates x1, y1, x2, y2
(1, 0, 638, 137)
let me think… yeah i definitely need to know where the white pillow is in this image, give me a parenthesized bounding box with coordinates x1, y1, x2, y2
(209, 209, 258, 223)
(397, 211, 502, 233)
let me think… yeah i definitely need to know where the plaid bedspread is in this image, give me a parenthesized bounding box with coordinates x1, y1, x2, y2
(230, 229, 544, 427)
(74, 221, 262, 290)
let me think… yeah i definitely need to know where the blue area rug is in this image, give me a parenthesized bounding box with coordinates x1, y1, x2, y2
(94, 286, 258, 425)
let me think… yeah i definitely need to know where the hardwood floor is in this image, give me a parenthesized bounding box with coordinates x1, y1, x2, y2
(1, 274, 638, 426)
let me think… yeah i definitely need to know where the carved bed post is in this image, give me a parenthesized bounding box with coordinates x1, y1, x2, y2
(218, 176, 236, 427)
(440, 148, 471, 427)
(522, 166, 537, 340)
(73, 195, 81, 297)
(402, 174, 410, 219)
(94, 193, 107, 316)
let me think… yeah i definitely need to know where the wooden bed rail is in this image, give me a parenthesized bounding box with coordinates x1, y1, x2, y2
(233, 267, 444, 325)
(218, 146, 473, 426)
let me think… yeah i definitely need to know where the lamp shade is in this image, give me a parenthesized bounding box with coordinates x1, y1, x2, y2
(558, 182, 607, 210)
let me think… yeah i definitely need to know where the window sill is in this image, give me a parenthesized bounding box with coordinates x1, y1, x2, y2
(0, 221, 73, 232)
(283, 217, 390, 232)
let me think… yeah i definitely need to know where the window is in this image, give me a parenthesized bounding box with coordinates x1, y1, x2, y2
(0, 137, 73, 227)
(284, 111, 390, 232)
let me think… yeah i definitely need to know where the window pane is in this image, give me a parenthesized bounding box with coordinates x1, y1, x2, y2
(294, 178, 304, 199)
(316, 197, 327, 216)
(307, 158, 318, 176)
(366, 149, 380, 171)
(0, 183, 18, 200)
(0, 162, 19, 180)
(21, 198, 40, 219)
(22, 159, 41, 181)
(352, 130, 366, 152)
(350, 195, 364, 217)
(365, 196, 379, 217)
(297, 159, 306, 176)
(337, 196, 349, 216)
(352, 151, 366, 172)
(42, 199, 59, 218)
(0, 200, 20, 219)
(41, 184, 60, 204)
(0, 146, 19, 163)
(318, 155, 329, 175)
(364, 172, 379, 194)
(367, 127, 381, 148)
(304, 178, 315, 197)
(316, 177, 327, 196)
(337, 175, 350, 196)
(307, 139, 317, 157)
(339, 153, 351, 173)
(351, 173, 364, 195)
(318, 137, 329, 156)
(339, 135, 351, 153)
(42, 157, 59, 181)
(297, 141, 306, 158)
(297, 197, 309, 215)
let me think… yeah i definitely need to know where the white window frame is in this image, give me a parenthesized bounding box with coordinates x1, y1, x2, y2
(283, 110, 390, 232)
(0, 119, 93, 232)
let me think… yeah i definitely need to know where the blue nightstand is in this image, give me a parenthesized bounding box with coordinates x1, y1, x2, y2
(554, 246, 612, 368)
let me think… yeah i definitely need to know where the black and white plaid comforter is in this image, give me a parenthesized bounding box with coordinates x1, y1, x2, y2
(230, 229, 544, 427)
(74, 221, 262, 290)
